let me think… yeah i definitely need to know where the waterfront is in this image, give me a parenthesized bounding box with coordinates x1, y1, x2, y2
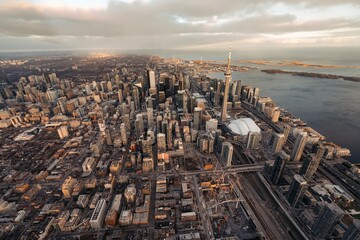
(210, 70, 360, 163)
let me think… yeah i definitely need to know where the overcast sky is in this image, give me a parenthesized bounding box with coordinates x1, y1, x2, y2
(0, 0, 359, 51)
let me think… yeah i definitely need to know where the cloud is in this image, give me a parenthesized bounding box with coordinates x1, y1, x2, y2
(0, 0, 359, 50)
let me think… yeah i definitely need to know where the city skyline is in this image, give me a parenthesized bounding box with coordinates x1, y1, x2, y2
(0, 0, 360, 51)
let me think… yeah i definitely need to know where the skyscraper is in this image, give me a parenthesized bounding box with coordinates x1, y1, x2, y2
(147, 108, 154, 128)
(57, 125, 69, 139)
(313, 202, 344, 239)
(286, 174, 307, 207)
(291, 132, 308, 161)
(193, 107, 202, 130)
(282, 124, 291, 142)
(221, 142, 233, 167)
(147, 69, 156, 89)
(157, 133, 166, 153)
(221, 49, 232, 121)
(271, 151, 290, 185)
(135, 114, 144, 138)
(270, 132, 286, 155)
(299, 154, 320, 180)
(342, 219, 360, 240)
(247, 131, 261, 149)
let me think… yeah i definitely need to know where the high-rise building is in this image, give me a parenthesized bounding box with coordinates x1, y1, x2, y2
(291, 132, 308, 161)
(90, 199, 107, 229)
(177, 90, 188, 113)
(271, 151, 290, 185)
(193, 107, 202, 130)
(142, 157, 154, 172)
(286, 174, 307, 207)
(62, 176, 76, 198)
(221, 142, 233, 167)
(166, 121, 173, 150)
(313, 202, 344, 239)
(300, 154, 320, 180)
(135, 114, 144, 138)
(269, 132, 285, 155)
(221, 49, 232, 121)
(342, 219, 360, 240)
(120, 123, 127, 146)
(205, 119, 218, 131)
(148, 70, 156, 89)
(147, 108, 154, 128)
(282, 124, 291, 142)
(157, 133, 166, 153)
(118, 90, 123, 104)
(57, 125, 69, 139)
(247, 131, 261, 149)
(271, 109, 280, 123)
(105, 128, 112, 146)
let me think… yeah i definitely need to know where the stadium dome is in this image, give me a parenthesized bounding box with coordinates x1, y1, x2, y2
(227, 118, 261, 136)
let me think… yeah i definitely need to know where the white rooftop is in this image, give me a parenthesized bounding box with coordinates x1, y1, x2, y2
(227, 118, 261, 136)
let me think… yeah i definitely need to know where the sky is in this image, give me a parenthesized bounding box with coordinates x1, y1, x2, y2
(0, 0, 360, 51)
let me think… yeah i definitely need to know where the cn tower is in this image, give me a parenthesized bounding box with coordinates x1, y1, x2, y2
(221, 48, 232, 121)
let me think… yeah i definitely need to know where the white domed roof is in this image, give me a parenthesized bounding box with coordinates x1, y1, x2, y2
(228, 118, 261, 136)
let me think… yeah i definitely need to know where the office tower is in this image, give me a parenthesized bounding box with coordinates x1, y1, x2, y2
(105, 128, 112, 146)
(291, 132, 308, 161)
(135, 114, 144, 138)
(178, 72, 184, 90)
(124, 184, 136, 203)
(100, 81, 107, 92)
(314, 202, 344, 239)
(85, 84, 92, 95)
(221, 49, 232, 121)
(132, 87, 140, 110)
(269, 132, 286, 155)
(90, 199, 107, 229)
(147, 108, 154, 128)
(221, 142, 233, 167)
(235, 80, 242, 97)
(142, 139, 152, 157)
(97, 119, 106, 133)
(157, 133, 166, 153)
(82, 157, 97, 174)
(230, 81, 237, 102)
(271, 151, 290, 185)
(206, 119, 218, 131)
(46, 89, 58, 102)
(166, 121, 173, 150)
(300, 154, 320, 180)
(286, 174, 307, 207)
(147, 69, 156, 89)
(120, 123, 127, 146)
(313, 142, 325, 160)
(342, 219, 360, 240)
(118, 90, 123, 104)
(142, 157, 154, 172)
(272, 109, 280, 123)
(177, 90, 188, 113)
(247, 131, 261, 149)
(57, 125, 69, 139)
(107, 81, 113, 92)
(121, 114, 130, 131)
(283, 124, 291, 142)
(193, 107, 202, 130)
(62, 176, 76, 198)
(214, 81, 222, 107)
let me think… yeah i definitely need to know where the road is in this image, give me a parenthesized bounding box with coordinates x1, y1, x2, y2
(192, 176, 212, 240)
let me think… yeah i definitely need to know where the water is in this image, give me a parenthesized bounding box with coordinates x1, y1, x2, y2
(210, 70, 360, 164)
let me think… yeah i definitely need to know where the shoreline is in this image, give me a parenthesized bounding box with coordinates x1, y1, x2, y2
(261, 69, 360, 83)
